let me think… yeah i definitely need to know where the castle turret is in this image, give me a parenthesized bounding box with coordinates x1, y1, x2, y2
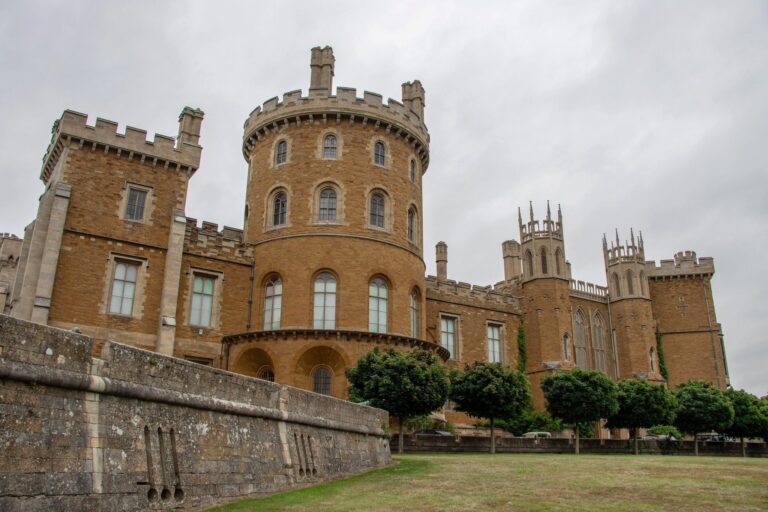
(519, 202, 567, 281)
(603, 229, 661, 382)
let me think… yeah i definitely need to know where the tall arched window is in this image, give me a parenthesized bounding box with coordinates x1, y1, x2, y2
(263, 275, 282, 330)
(563, 334, 571, 361)
(370, 193, 385, 228)
(319, 188, 337, 221)
(323, 134, 337, 158)
(612, 273, 621, 298)
(313, 272, 336, 329)
(368, 277, 388, 333)
(525, 250, 534, 277)
(639, 271, 646, 295)
(275, 140, 287, 165)
(374, 141, 386, 165)
(649, 347, 656, 373)
(407, 207, 417, 243)
(540, 249, 548, 275)
(273, 192, 287, 226)
(410, 288, 420, 337)
(256, 366, 275, 382)
(409, 159, 417, 183)
(574, 311, 588, 369)
(626, 270, 634, 295)
(593, 314, 607, 372)
(555, 248, 563, 276)
(313, 366, 332, 395)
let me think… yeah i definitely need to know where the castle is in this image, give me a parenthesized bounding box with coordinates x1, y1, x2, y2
(0, 47, 729, 423)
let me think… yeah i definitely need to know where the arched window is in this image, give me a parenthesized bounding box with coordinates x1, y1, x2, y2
(540, 249, 548, 275)
(263, 275, 282, 330)
(275, 140, 287, 165)
(273, 192, 287, 226)
(626, 270, 634, 295)
(374, 141, 386, 166)
(323, 134, 337, 158)
(410, 288, 420, 337)
(407, 207, 417, 243)
(256, 366, 275, 382)
(313, 366, 332, 395)
(573, 311, 588, 369)
(593, 314, 607, 372)
(370, 193, 385, 228)
(368, 277, 388, 333)
(563, 334, 571, 361)
(313, 272, 336, 329)
(612, 273, 621, 298)
(555, 248, 563, 276)
(409, 159, 417, 183)
(639, 271, 646, 295)
(319, 187, 337, 221)
(649, 347, 656, 372)
(525, 250, 534, 277)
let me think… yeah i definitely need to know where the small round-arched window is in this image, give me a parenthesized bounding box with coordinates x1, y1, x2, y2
(313, 366, 332, 395)
(323, 134, 337, 158)
(374, 141, 386, 166)
(256, 366, 275, 382)
(275, 140, 288, 165)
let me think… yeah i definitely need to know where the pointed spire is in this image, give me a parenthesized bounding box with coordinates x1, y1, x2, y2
(517, 206, 522, 224)
(615, 228, 620, 248)
(602, 233, 608, 249)
(546, 200, 552, 221)
(557, 203, 562, 223)
(529, 201, 534, 223)
(639, 230, 644, 249)
(630, 228, 636, 247)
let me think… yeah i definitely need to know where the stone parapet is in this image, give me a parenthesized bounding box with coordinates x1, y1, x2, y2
(41, 110, 202, 184)
(569, 279, 609, 302)
(242, 86, 430, 170)
(425, 275, 519, 307)
(646, 251, 715, 279)
(0, 314, 390, 511)
(184, 217, 254, 262)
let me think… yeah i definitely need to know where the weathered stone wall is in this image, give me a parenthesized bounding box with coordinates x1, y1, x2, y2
(0, 315, 390, 511)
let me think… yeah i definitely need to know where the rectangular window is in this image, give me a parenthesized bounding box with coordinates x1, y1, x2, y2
(487, 324, 501, 363)
(440, 316, 457, 359)
(109, 260, 139, 315)
(190, 274, 215, 327)
(184, 355, 214, 366)
(125, 187, 148, 221)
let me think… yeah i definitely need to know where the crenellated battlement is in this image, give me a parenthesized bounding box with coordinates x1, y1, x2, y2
(603, 228, 645, 266)
(518, 201, 563, 242)
(646, 250, 715, 279)
(0, 233, 20, 240)
(569, 279, 609, 302)
(242, 85, 430, 170)
(425, 275, 519, 307)
(184, 218, 253, 262)
(41, 108, 203, 184)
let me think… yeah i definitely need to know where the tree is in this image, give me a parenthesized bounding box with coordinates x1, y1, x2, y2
(346, 348, 449, 454)
(724, 389, 768, 457)
(541, 369, 619, 454)
(450, 362, 531, 453)
(606, 379, 677, 454)
(674, 381, 734, 456)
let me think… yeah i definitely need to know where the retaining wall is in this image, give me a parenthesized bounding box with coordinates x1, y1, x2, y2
(0, 315, 390, 511)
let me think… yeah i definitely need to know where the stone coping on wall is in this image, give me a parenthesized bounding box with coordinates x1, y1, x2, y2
(222, 328, 451, 361)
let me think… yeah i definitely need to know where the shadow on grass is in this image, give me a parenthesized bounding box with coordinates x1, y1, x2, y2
(206, 457, 433, 512)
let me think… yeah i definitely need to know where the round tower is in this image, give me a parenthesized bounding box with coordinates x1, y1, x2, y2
(518, 202, 573, 409)
(229, 47, 444, 397)
(603, 230, 662, 382)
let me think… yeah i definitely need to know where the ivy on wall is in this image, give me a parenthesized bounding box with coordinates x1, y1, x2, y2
(517, 320, 526, 373)
(656, 332, 669, 381)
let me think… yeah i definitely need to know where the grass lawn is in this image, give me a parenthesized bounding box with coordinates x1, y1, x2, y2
(207, 453, 768, 511)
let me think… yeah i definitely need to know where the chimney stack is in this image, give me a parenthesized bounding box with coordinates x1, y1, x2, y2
(177, 107, 204, 146)
(502, 240, 521, 281)
(310, 46, 335, 95)
(436, 241, 448, 280)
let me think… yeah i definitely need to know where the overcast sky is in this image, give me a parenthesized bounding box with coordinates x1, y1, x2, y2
(1, 1, 765, 396)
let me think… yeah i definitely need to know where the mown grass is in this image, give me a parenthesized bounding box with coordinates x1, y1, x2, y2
(207, 453, 768, 511)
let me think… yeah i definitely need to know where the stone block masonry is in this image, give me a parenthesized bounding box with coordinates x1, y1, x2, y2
(0, 315, 390, 511)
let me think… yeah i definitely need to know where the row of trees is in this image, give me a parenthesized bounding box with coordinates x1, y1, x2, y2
(346, 347, 768, 455)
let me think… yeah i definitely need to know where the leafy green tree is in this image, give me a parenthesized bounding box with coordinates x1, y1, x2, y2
(674, 381, 734, 456)
(656, 333, 669, 381)
(606, 379, 677, 454)
(346, 348, 449, 454)
(450, 362, 531, 453)
(541, 369, 619, 454)
(724, 389, 768, 457)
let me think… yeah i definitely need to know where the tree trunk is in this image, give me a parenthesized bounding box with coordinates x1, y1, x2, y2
(575, 425, 580, 455)
(633, 427, 639, 455)
(741, 436, 746, 458)
(490, 417, 496, 454)
(398, 416, 404, 454)
(694, 433, 698, 456)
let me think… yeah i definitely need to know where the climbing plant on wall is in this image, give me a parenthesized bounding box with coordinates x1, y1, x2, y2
(656, 333, 669, 381)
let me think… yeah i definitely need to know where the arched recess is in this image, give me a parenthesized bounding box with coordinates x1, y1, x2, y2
(612, 273, 621, 298)
(294, 345, 348, 398)
(573, 310, 588, 369)
(555, 248, 563, 276)
(525, 250, 534, 278)
(593, 313, 607, 373)
(540, 248, 548, 275)
(231, 347, 277, 382)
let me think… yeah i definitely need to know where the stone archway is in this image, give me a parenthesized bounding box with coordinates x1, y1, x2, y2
(231, 347, 277, 382)
(294, 345, 348, 398)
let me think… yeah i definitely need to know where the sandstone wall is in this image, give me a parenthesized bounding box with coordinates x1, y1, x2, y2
(0, 315, 390, 511)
